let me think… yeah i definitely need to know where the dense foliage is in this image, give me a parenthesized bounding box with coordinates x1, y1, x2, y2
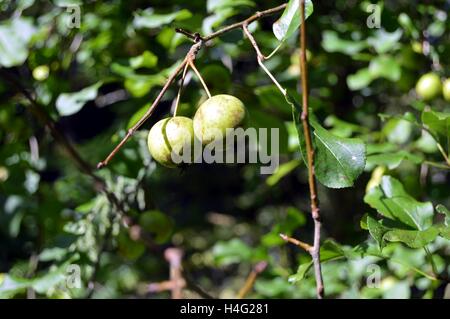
(0, 0, 449, 299)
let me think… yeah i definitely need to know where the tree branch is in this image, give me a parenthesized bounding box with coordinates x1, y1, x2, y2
(97, 3, 287, 168)
(242, 1, 324, 299)
(237, 261, 267, 299)
(203, 3, 287, 42)
(299, 0, 324, 299)
(279, 233, 312, 252)
(164, 248, 184, 299)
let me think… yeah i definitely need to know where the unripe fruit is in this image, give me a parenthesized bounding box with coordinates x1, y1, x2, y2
(443, 78, 450, 102)
(32, 65, 49, 81)
(415, 72, 442, 101)
(147, 116, 194, 168)
(193, 94, 246, 145)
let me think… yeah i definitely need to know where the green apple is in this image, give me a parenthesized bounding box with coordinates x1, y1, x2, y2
(147, 116, 194, 168)
(443, 78, 450, 102)
(415, 72, 442, 100)
(193, 94, 246, 145)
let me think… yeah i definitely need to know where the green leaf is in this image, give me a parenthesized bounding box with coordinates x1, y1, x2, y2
(139, 210, 174, 244)
(0, 274, 30, 298)
(112, 62, 178, 97)
(212, 239, 253, 266)
(202, 8, 236, 34)
(360, 213, 369, 230)
(421, 110, 450, 140)
(366, 150, 423, 170)
(310, 118, 366, 188)
(438, 225, 450, 240)
(382, 118, 413, 145)
(288, 93, 366, 188)
(368, 55, 401, 81)
(288, 240, 345, 283)
(367, 215, 389, 250)
(273, 0, 314, 42)
(0, 258, 78, 298)
(39, 247, 68, 262)
(367, 29, 402, 54)
(129, 51, 158, 69)
(133, 8, 192, 29)
(266, 159, 300, 186)
(207, 0, 255, 12)
(398, 13, 419, 39)
(254, 278, 291, 297)
(324, 115, 369, 138)
(54, 0, 82, 5)
(383, 227, 439, 248)
(321, 30, 367, 55)
(55, 82, 103, 116)
(347, 55, 401, 90)
(127, 103, 150, 129)
(347, 68, 372, 90)
(436, 204, 450, 226)
(364, 176, 434, 230)
(262, 207, 306, 247)
(117, 232, 146, 261)
(0, 17, 36, 67)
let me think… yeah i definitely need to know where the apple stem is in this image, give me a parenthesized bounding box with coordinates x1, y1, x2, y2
(189, 61, 212, 99)
(174, 62, 190, 117)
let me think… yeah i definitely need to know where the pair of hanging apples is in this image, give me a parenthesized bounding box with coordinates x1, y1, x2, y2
(147, 95, 246, 168)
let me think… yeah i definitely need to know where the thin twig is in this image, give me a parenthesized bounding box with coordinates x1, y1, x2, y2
(189, 61, 212, 98)
(424, 161, 450, 170)
(242, 23, 283, 61)
(299, 0, 324, 299)
(147, 280, 184, 293)
(203, 4, 287, 42)
(182, 271, 215, 299)
(98, 3, 287, 168)
(243, 23, 266, 61)
(164, 248, 184, 299)
(240, 1, 325, 299)
(175, 28, 202, 42)
(96, 55, 191, 169)
(436, 143, 450, 165)
(237, 261, 267, 299)
(243, 25, 287, 94)
(279, 233, 312, 252)
(257, 58, 287, 95)
(174, 62, 190, 116)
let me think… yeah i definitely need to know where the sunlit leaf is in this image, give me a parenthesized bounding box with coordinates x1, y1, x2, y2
(56, 82, 103, 116)
(364, 176, 434, 230)
(289, 93, 366, 188)
(133, 8, 192, 29)
(383, 227, 439, 249)
(273, 0, 314, 42)
(0, 17, 35, 67)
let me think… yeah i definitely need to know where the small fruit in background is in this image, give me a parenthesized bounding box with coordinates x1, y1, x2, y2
(193, 94, 246, 145)
(415, 72, 442, 101)
(32, 65, 50, 81)
(443, 78, 450, 102)
(147, 117, 194, 168)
